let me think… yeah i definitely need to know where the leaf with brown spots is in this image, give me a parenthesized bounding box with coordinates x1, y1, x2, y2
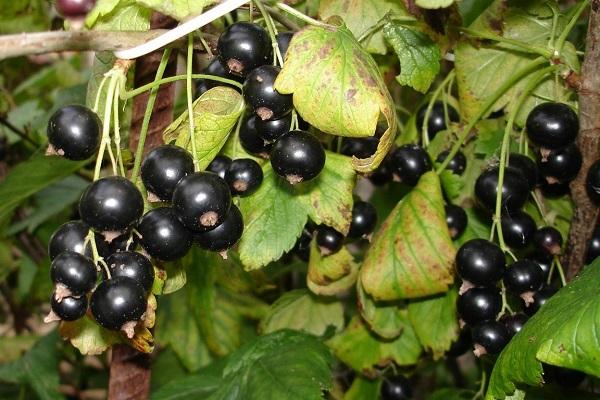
(357, 279, 405, 339)
(60, 316, 122, 355)
(307, 247, 359, 297)
(360, 171, 455, 300)
(275, 20, 397, 172)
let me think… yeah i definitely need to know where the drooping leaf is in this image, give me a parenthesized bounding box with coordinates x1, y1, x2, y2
(275, 20, 397, 172)
(136, 0, 217, 20)
(307, 245, 359, 296)
(415, 0, 454, 8)
(59, 316, 122, 356)
(86, 0, 152, 31)
(357, 279, 404, 340)
(344, 376, 381, 400)
(260, 289, 344, 336)
(360, 172, 456, 300)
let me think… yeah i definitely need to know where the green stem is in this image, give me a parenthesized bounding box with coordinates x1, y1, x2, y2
(122, 73, 243, 99)
(357, 16, 416, 43)
(472, 369, 487, 400)
(255, 0, 284, 66)
(276, 3, 332, 28)
(197, 31, 213, 58)
(94, 73, 118, 179)
(554, 0, 590, 55)
(187, 35, 199, 171)
(130, 49, 172, 185)
(93, 73, 109, 114)
(422, 71, 455, 147)
(460, 27, 553, 58)
(554, 256, 567, 287)
(113, 82, 126, 176)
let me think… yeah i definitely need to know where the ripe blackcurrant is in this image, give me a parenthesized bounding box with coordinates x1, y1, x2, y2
(293, 225, 313, 262)
(540, 180, 570, 197)
(526, 102, 578, 149)
(51, 294, 87, 321)
(500, 210, 536, 249)
(508, 153, 539, 190)
(457, 287, 502, 325)
(340, 137, 379, 159)
(255, 114, 292, 143)
(47, 105, 101, 160)
(472, 321, 509, 355)
(90, 277, 147, 331)
(55, 0, 95, 18)
(137, 207, 193, 261)
(225, 158, 263, 196)
(474, 167, 529, 212)
(316, 225, 344, 255)
(207, 155, 232, 179)
(141, 145, 194, 201)
(270, 130, 325, 184)
(50, 251, 97, 295)
(381, 375, 412, 400)
(586, 159, 600, 204)
(369, 161, 393, 186)
(276, 32, 294, 57)
(436, 150, 467, 175)
(347, 201, 377, 239)
(416, 101, 460, 139)
(389, 144, 432, 186)
(500, 313, 528, 338)
(197, 58, 244, 92)
(530, 251, 552, 281)
(194, 204, 244, 252)
(105, 251, 154, 292)
(538, 144, 582, 183)
(244, 65, 293, 121)
(445, 204, 467, 239)
(456, 239, 505, 287)
(586, 225, 600, 264)
(239, 115, 272, 158)
(447, 328, 472, 357)
(524, 285, 557, 316)
(504, 259, 544, 295)
(49, 220, 94, 260)
(217, 22, 272, 76)
(533, 227, 562, 255)
(79, 176, 144, 233)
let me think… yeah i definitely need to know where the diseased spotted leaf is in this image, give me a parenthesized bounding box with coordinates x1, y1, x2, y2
(59, 316, 122, 356)
(307, 245, 359, 296)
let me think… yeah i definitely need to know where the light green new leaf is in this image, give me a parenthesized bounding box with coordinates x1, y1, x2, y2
(487, 262, 600, 399)
(164, 87, 244, 171)
(408, 288, 459, 359)
(357, 279, 404, 339)
(59, 316, 121, 356)
(344, 377, 381, 400)
(415, 0, 454, 9)
(86, 0, 152, 31)
(307, 245, 359, 296)
(360, 172, 456, 300)
(260, 289, 344, 336)
(136, 0, 216, 20)
(383, 23, 441, 93)
(275, 20, 397, 172)
(85, 51, 116, 121)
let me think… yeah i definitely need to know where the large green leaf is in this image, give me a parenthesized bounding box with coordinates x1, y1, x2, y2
(360, 172, 456, 300)
(164, 87, 245, 171)
(136, 0, 216, 20)
(487, 262, 600, 399)
(357, 279, 404, 339)
(86, 0, 152, 31)
(275, 20, 397, 172)
(151, 362, 225, 400)
(344, 377, 381, 400)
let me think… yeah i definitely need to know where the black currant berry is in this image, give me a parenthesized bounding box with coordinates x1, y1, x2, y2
(276, 32, 294, 57)
(239, 115, 272, 158)
(447, 328, 472, 357)
(457, 287, 502, 325)
(508, 153, 539, 190)
(47, 105, 101, 160)
(526, 102, 578, 149)
(255, 114, 292, 143)
(474, 167, 529, 212)
(500, 210, 536, 249)
(347, 201, 377, 240)
(270, 130, 325, 184)
(456, 239, 505, 287)
(586, 159, 600, 204)
(207, 155, 232, 179)
(524, 285, 557, 316)
(225, 158, 263, 196)
(51, 294, 87, 321)
(369, 161, 393, 186)
(194, 204, 244, 252)
(544, 365, 586, 388)
(49, 220, 93, 260)
(50, 251, 97, 295)
(137, 207, 193, 261)
(436, 150, 467, 175)
(244, 65, 293, 121)
(389, 144, 432, 186)
(504, 259, 544, 295)
(586, 225, 600, 264)
(217, 22, 272, 76)
(90, 277, 147, 331)
(445, 204, 467, 239)
(195, 80, 210, 98)
(79, 176, 144, 233)
(381, 375, 412, 400)
(105, 251, 154, 292)
(340, 137, 379, 159)
(530, 251, 552, 281)
(316, 225, 344, 255)
(540, 180, 570, 197)
(533, 227, 563, 255)
(416, 101, 460, 139)
(538, 144, 582, 183)
(293, 225, 313, 262)
(141, 145, 194, 201)
(500, 313, 528, 338)
(55, 0, 95, 18)
(198, 58, 244, 91)
(472, 321, 509, 355)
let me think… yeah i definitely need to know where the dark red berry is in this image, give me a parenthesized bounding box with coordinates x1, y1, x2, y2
(504, 259, 544, 295)
(206, 155, 232, 179)
(239, 115, 272, 158)
(47, 105, 101, 160)
(472, 321, 509, 355)
(436, 150, 467, 175)
(225, 158, 263, 196)
(137, 207, 193, 261)
(244, 65, 293, 121)
(217, 22, 272, 76)
(526, 102, 578, 149)
(55, 0, 95, 18)
(105, 251, 154, 292)
(194, 204, 244, 252)
(381, 375, 412, 400)
(270, 130, 325, 184)
(389, 144, 432, 186)
(445, 204, 467, 239)
(50, 251, 97, 295)
(90, 277, 147, 331)
(508, 153, 539, 190)
(538, 144, 582, 183)
(51, 294, 87, 321)
(255, 114, 292, 143)
(474, 167, 529, 212)
(141, 145, 194, 201)
(416, 101, 460, 139)
(340, 137, 379, 159)
(524, 285, 557, 316)
(316, 225, 344, 255)
(500, 210, 536, 249)
(533, 227, 562, 255)
(347, 201, 377, 240)
(456, 239, 505, 287)
(457, 287, 502, 325)
(500, 313, 528, 338)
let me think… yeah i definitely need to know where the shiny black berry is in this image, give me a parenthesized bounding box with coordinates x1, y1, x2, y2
(207, 155, 232, 179)
(197, 58, 244, 92)
(524, 285, 557, 316)
(90, 277, 147, 331)
(316, 225, 344, 255)
(457, 287, 502, 325)
(508, 153, 539, 190)
(293, 225, 313, 262)
(225, 158, 263, 196)
(51, 294, 87, 321)
(340, 137, 379, 159)
(369, 161, 393, 186)
(381, 375, 412, 400)
(270, 130, 325, 184)
(533, 227, 562, 255)
(255, 114, 292, 143)
(447, 328, 472, 357)
(239, 115, 272, 158)
(347, 201, 377, 240)
(526, 102, 578, 149)
(172, 172, 232, 231)
(530, 251, 552, 281)
(456, 239, 505, 286)
(244, 65, 293, 120)
(50, 251, 97, 295)
(540, 180, 570, 197)
(389, 144, 432, 186)
(276, 32, 294, 57)
(472, 321, 509, 355)
(194, 204, 244, 252)
(586, 159, 600, 204)
(217, 22, 272, 76)
(436, 150, 467, 175)
(474, 167, 529, 212)
(49, 220, 94, 260)
(47, 105, 101, 160)
(586, 225, 600, 264)
(141, 145, 194, 201)
(445, 204, 467, 239)
(105, 251, 154, 292)
(501, 313, 528, 338)
(79, 176, 144, 233)
(137, 207, 193, 261)
(504, 259, 544, 295)
(500, 210, 536, 249)
(538, 144, 582, 183)
(416, 101, 460, 139)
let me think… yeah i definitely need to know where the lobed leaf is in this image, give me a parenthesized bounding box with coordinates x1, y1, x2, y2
(357, 279, 404, 339)
(59, 316, 123, 356)
(307, 246, 359, 296)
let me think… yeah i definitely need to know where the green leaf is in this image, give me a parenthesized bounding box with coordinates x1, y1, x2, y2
(207, 330, 334, 400)
(164, 87, 245, 171)
(59, 316, 122, 356)
(429, 388, 474, 400)
(407, 288, 459, 359)
(357, 279, 404, 339)
(275, 21, 397, 172)
(383, 23, 441, 93)
(327, 315, 422, 376)
(260, 289, 344, 336)
(307, 245, 360, 296)
(458, 0, 495, 26)
(415, 0, 454, 8)
(151, 365, 224, 400)
(360, 172, 456, 300)
(344, 377, 381, 400)
(487, 262, 600, 399)
(86, 0, 152, 31)
(0, 335, 38, 364)
(86, 52, 116, 121)
(136, 0, 216, 20)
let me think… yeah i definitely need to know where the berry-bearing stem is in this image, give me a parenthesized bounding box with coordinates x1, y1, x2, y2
(276, 3, 333, 28)
(94, 72, 119, 179)
(186, 34, 199, 171)
(121, 74, 243, 100)
(554, 0, 590, 57)
(112, 80, 126, 176)
(254, 0, 284, 66)
(421, 70, 455, 147)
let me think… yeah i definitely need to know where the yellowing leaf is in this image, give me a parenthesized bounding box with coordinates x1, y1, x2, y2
(357, 279, 404, 339)
(308, 241, 354, 285)
(415, 0, 454, 9)
(59, 316, 121, 355)
(307, 248, 360, 297)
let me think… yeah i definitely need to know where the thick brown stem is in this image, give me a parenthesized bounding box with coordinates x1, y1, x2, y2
(564, 1, 600, 281)
(108, 346, 152, 400)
